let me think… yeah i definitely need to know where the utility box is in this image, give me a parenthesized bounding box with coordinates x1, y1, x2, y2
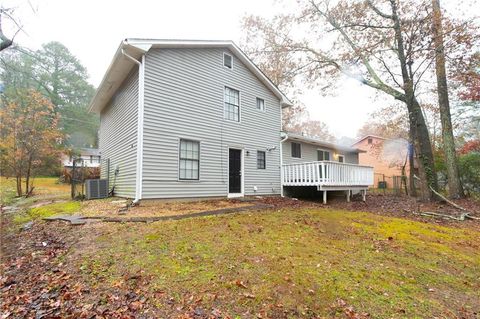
(85, 179, 108, 199)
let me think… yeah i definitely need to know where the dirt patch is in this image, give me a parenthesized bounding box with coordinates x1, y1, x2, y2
(80, 198, 253, 218)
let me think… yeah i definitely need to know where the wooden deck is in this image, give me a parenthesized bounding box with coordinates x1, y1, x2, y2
(282, 161, 374, 203)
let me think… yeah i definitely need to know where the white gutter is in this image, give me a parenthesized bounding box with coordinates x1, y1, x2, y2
(280, 132, 289, 197)
(121, 48, 145, 204)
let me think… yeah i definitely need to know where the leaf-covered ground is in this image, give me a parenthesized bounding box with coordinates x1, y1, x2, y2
(2, 204, 479, 318)
(1, 177, 480, 318)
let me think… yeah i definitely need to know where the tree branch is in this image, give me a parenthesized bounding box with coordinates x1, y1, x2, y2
(366, 0, 394, 19)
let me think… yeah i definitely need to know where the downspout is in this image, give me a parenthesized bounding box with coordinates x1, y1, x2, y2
(280, 133, 289, 197)
(121, 49, 145, 204)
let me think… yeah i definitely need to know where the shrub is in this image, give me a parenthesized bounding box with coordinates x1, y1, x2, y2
(458, 152, 480, 196)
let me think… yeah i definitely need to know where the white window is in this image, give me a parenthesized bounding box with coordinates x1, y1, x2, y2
(257, 151, 266, 169)
(317, 150, 330, 161)
(256, 98, 265, 111)
(291, 142, 301, 158)
(224, 87, 240, 122)
(338, 155, 345, 163)
(223, 53, 233, 69)
(179, 139, 200, 180)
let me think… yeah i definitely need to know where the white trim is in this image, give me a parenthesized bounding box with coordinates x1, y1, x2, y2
(88, 39, 292, 113)
(227, 193, 244, 198)
(316, 148, 331, 161)
(177, 137, 202, 182)
(291, 141, 302, 159)
(227, 147, 244, 198)
(223, 52, 233, 69)
(280, 125, 288, 197)
(256, 97, 266, 112)
(223, 85, 241, 123)
(256, 150, 266, 169)
(132, 54, 145, 202)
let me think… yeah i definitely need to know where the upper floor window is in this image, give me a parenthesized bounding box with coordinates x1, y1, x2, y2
(367, 138, 373, 144)
(256, 98, 265, 111)
(338, 155, 345, 163)
(257, 151, 266, 169)
(291, 142, 301, 158)
(317, 150, 330, 161)
(223, 53, 233, 69)
(224, 87, 240, 122)
(179, 139, 200, 180)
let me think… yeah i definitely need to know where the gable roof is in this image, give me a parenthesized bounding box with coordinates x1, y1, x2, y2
(283, 132, 364, 153)
(351, 135, 387, 147)
(88, 38, 293, 113)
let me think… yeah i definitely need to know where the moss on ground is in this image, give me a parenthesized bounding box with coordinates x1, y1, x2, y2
(13, 201, 81, 224)
(77, 209, 480, 318)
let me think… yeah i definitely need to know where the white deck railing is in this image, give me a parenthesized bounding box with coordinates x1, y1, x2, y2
(282, 161, 374, 187)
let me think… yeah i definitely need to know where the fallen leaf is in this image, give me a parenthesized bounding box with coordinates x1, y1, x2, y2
(235, 280, 248, 289)
(243, 292, 255, 299)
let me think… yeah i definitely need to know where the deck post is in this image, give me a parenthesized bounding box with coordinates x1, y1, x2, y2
(323, 190, 327, 204)
(362, 189, 366, 202)
(346, 190, 350, 202)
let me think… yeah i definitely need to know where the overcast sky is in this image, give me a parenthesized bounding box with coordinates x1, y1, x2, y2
(6, 0, 476, 138)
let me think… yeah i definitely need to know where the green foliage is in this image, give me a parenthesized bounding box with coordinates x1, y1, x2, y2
(0, 42, 98, 148)
(436, 148, 480, 196)
(458, 152, 480, 195)
(13, 201, 80, 224)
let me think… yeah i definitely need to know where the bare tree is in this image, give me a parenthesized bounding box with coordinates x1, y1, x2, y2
(0, 7, 22, 52)
(431, 0, 464, 198)
(242, 0, 477, 200)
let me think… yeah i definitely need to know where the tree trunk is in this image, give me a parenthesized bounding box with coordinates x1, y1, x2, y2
(411, 98, 439, 199)
(408, 134, 417, 197)
(25, 155, 32, 197)
(431, 0, 464, 198)
(390, 0, 438, 201)
(15, 175, 22, 197)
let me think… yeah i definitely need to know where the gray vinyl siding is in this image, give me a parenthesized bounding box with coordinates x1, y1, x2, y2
(282, 141, 359, 165)
(142, 48, 282, 199)
(99, 69, 138, 198)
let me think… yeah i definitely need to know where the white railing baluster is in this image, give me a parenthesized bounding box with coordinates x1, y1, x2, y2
(281, 161, 373, 187)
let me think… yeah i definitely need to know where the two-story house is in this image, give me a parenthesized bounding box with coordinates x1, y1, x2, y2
(89, 39, 292, 202)
(352, 135, 411, 189)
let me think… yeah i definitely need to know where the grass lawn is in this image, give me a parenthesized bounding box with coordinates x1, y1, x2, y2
(1, 178, 479, 317)
(1, 176, 74, 224)
(0, 176, 70, 205)
(76, 208, 480, 318)
(12, 201, 81, 224)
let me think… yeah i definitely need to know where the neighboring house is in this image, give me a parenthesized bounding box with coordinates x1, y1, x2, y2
(89, 38, 374, 202)
(352, 135, 410, 188)
(89, 39, 292, 201)
(62, 148, 101, 168)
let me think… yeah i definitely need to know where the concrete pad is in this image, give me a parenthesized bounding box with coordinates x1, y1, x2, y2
(43, 215, 87, 225)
